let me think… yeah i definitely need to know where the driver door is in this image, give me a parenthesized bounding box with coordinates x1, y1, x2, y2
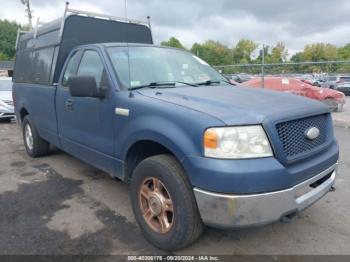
(56, 49, 116, 173)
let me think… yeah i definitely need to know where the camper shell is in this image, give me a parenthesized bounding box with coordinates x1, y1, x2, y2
(13, 9, 153, 85)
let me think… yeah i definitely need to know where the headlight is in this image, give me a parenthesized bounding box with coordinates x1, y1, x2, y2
(0, 102, 6, 110)
(204, 126, 273, 159)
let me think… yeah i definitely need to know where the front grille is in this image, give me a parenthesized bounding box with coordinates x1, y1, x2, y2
(3, 100, 13, 106)
(276, 114, 329, 159)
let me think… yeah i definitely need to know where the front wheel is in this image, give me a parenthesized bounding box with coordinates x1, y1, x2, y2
(22, 115, 50, 157)
(130, 154, 203, 251)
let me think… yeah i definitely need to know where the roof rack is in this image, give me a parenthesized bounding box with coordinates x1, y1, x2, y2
(34, 17, 46, 39)
(15, 1, 153, 46)
(58, 2, 153, 41)
(15, 28, 29, 49)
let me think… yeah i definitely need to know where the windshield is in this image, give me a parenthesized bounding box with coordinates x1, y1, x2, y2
(0, 79, 12, 91)
(107, 46, 228, 89)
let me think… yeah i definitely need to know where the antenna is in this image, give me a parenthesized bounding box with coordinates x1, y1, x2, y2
(20, 0, 33, 30)
(124, 0, 128, 18)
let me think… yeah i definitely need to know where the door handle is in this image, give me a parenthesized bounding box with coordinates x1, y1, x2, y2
(65, 99, 74, 111)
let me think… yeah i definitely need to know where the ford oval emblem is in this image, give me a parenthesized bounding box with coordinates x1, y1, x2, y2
(305, 127, 320, 140)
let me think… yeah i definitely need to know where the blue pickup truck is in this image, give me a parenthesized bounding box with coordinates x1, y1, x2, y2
(13, 9, 338, 251)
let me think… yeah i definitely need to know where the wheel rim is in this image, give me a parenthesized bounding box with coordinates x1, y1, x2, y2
(139, 177, 174, 234)
(25, 123, 34, 151)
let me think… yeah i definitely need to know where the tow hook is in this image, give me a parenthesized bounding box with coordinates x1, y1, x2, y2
(280, 212, 297, 223)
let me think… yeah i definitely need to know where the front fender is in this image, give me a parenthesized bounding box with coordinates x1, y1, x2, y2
(117, 114, 201, 162)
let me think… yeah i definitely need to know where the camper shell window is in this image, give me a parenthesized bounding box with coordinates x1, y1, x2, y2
(13, 14, 153, 85)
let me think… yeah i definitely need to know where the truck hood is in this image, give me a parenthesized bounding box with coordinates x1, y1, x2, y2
(138, 85, 329, 125)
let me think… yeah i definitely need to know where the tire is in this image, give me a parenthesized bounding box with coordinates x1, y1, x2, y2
(130, 154, 204, 251)
(22, 115, 50, 157)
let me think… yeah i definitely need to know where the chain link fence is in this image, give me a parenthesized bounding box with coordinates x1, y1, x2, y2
(215, 60, 350, 81)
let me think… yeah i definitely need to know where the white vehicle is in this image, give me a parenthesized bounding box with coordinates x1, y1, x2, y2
(0, 77, 15, 120)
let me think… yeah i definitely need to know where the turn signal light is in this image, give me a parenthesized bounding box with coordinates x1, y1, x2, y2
(204, 129, 218, 149)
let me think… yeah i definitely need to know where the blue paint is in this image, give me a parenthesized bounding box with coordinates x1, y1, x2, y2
(13, 43, 339, 195)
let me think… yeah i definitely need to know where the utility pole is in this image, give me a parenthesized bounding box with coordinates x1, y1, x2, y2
(232, 42, 234, 64)
(261, 44, 265, 88)
(20, 0, 33, 30)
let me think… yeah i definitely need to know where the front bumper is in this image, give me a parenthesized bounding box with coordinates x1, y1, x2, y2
(0, 105, 15, 119)
(194, 163, 337, 228)
(0, 112, 15, 119)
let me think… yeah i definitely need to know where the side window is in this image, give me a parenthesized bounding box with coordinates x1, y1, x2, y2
(32, 47, 55, 85)
(77, 50, 105, 87)
(62, 51, 80, 87)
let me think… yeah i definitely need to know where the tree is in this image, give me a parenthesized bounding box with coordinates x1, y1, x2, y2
(302, 43, 338, 73)
(190, 42, 203, 57)
(160, 37, 185, 49)
(254, 45, 270, 63)
(335, 43, 350, 73)
(269, 42, 288, 63)
(232, 39, 258, 64)
(190, 40, 231, 66)
(337, 43, 350, 60)
(290, 52, 308, 73)
(303, 43, 337, 61)
(157, 37, 350, 74)
(290, 52, 304, 63)
(0, 19, 22, 60)
(0, 52, 8, 60)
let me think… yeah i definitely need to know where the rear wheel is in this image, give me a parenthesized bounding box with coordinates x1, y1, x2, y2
(130, 154, 203, 251)
(22, 115, 50, 157)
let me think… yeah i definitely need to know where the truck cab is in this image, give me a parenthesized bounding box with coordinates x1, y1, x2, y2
(13, 7, 339, 251)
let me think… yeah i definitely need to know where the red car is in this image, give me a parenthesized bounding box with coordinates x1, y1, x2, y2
(242, 77, 346, 111)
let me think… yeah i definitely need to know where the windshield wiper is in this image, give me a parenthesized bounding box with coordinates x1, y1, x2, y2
(194, 80, 221, 86)
(128, 81, 196, 91)
(128, 82, 176, 91)
(173, 81, 198, 87)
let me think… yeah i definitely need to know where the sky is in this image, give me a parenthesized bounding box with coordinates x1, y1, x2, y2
(1, 0, 350, 56)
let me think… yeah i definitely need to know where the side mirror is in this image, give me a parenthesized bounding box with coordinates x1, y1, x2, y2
(67, 76, 105, 98)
